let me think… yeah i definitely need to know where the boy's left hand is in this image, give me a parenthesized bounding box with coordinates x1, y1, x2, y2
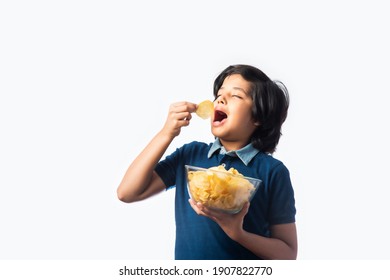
(188, 199, 249, 241)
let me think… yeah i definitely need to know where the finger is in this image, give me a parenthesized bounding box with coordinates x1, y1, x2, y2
(174, 119, 190, 128)
(188, 200, 218, 222)
(237, 202, 250, 218)
(170, 111, 192, 121)
(171, 102, 197, 113)
(197, 203, 215, 216)
(186, 113, 192, 121)
(188, 199, 206, 216)
(172, 101, 194, 107)
(196, 203, 222, 222)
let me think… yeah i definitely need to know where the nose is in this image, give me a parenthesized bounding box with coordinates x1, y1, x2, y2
(216, 95, 226, 105)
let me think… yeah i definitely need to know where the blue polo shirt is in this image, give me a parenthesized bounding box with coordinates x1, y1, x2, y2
(155, 140, 296, 260)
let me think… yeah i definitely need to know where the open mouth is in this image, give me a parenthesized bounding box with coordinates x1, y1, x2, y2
(213, 110, 228, 123)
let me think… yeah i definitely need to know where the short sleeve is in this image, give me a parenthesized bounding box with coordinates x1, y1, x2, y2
(155, 148, 181, 190)
(267, 163, 296, 225)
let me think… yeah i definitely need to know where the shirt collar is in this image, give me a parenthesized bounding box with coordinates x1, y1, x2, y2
(207, 138, 260, 166)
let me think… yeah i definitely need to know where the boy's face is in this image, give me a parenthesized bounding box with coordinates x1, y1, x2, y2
(211, 74, 258, 150)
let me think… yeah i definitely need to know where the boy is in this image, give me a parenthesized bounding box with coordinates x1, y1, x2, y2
(117, 64, 297, 260)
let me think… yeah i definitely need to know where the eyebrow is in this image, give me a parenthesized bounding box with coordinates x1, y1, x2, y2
(220, 86, 249, 95)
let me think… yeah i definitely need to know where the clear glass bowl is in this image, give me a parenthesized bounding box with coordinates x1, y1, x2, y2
(185, 165, 262, 214)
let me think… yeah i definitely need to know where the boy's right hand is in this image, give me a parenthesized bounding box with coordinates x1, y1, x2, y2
(161, 101, 197, 138)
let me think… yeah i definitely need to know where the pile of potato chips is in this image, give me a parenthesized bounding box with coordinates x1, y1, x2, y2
(187, 165, 255, 212)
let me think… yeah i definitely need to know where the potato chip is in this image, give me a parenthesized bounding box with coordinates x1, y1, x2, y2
(196, 100, 214, 119)
(187, 165, 256, 212)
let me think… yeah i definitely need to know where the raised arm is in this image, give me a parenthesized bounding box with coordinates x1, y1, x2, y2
(117, 101, 197, 203)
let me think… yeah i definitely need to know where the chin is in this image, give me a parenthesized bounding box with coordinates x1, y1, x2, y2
(211, 129, 227, 140)
(211, 127, 220, 136)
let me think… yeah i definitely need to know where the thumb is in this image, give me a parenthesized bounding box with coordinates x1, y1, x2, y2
(238, 202, 250, 217)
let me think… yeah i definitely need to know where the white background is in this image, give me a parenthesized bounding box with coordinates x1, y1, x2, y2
(1, 0, 389, 260)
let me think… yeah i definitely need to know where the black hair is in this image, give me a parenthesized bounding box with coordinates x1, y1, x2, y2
(213, 64, 289, 154)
